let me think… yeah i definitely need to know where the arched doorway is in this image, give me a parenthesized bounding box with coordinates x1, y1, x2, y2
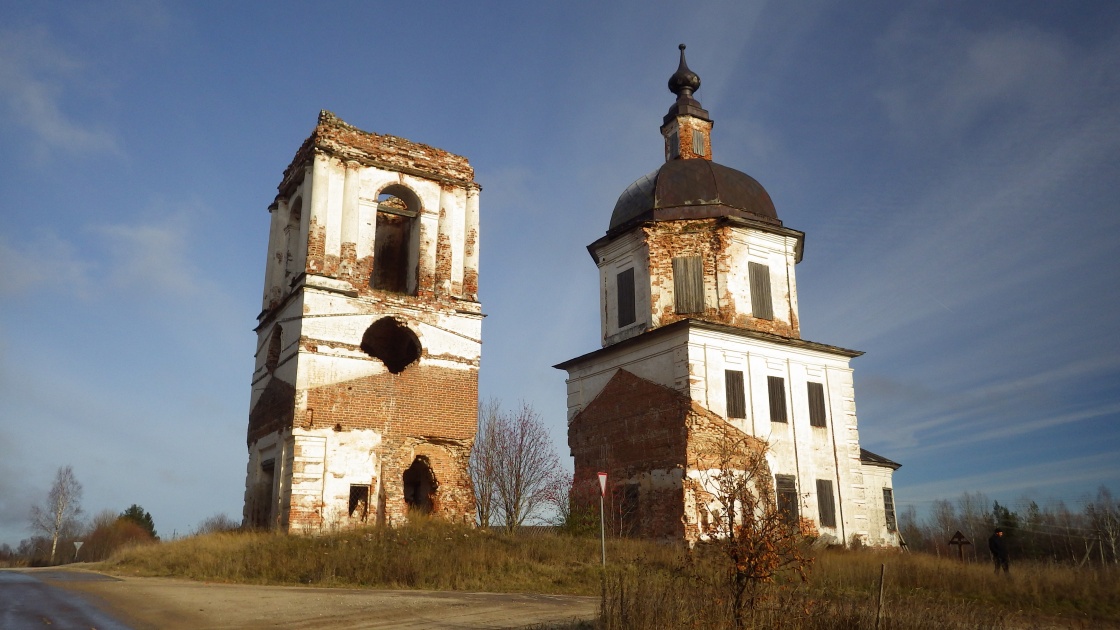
(402, 456, 437, 514)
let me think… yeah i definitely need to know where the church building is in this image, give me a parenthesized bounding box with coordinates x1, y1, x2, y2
(242, 111, 482, 531)
(556, 46, 900, 546)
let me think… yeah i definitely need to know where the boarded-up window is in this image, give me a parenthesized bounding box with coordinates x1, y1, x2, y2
(883, 488, 897, 531)
(749, 262, 774, 320)
(725, 370, 746, 419)
(776, 475, 798, 526)
(808, 382, 827, 427)
(673, 256, 704, 314)
(668, 130, 680, 159)
(617, 268, 636, 328)
(692, 129, 706, 156)
(768, 376, 787, 423)
(816, 479, 836, 528)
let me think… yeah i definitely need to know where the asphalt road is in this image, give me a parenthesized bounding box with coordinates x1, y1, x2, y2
(0, 570, 132, 629)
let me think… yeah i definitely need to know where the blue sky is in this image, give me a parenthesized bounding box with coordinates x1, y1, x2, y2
(1, 1, 1118, 546)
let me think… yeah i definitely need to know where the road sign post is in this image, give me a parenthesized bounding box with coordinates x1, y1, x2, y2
(598, 472, 608, 567)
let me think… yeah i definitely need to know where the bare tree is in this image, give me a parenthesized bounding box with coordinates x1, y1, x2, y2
(30, 465, 83, 564)
(469, 399, 502, 527)
(469, 401, 561, 533)
(194, 513, 241, 535)
(1087, 486, 1119, 564)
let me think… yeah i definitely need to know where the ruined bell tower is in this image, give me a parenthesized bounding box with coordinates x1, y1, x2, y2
(244, 111, 482, 531)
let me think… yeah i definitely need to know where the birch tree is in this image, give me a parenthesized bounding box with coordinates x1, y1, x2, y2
(30, 465, 83, 564)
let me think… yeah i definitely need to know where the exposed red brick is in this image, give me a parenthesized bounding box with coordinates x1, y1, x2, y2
(569, 368, 768, 543)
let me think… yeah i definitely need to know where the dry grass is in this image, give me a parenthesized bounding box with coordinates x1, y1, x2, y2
(601, 547, 1120, 629)
(100, 519, 609, 595)
(814, 550, 1120, 623)
(97, 522, 1119, 629)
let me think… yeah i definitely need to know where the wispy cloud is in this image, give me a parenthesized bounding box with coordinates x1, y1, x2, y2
(94, 211, 208, 297)
(0, 27, 118, 156)
(0, 232, 92, 296)
(868, 354, 1120, 451)
(876, 18, 1074, 141)
(898, 452, 1118, 506)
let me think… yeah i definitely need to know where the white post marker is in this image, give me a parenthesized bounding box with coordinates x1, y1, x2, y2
(73, 541, 83, 561)
(598, 472, 608, 567)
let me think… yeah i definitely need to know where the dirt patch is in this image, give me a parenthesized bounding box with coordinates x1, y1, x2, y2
(43, 570, 597, 629)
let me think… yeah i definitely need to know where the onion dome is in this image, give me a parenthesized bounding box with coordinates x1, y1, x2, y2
(609, 160, 778, 233)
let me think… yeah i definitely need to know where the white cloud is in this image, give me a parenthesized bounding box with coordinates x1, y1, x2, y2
(0, 232, 92, 296)
(0, 27, 118, 156)
(94, 211, 207, 297)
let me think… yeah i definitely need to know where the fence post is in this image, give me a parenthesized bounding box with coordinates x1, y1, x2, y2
(875, 563, 886, 630)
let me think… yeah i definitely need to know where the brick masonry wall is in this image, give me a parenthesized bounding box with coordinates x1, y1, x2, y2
(301, 363, 478, 439)
(280, 111, 474, 195)
(569, 369, 691, 539)
(378, 434, 475, 527)
(682, 403, 770, 541)
(569, 367, 781, 543)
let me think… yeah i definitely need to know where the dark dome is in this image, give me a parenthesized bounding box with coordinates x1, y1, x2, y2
(609, 159, 778, 233)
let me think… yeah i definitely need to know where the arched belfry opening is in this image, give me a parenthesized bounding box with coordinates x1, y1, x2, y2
(371, 184, 421, 294)
(265, 325, 282, 374)
(284, 196, 303, 282)
(360, 317, 422, 374)
(402, 456, 437, 514)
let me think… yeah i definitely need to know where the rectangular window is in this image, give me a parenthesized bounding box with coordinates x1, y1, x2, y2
(673, 256, 704, 314)
(725, 370, 746, 419)
(768, 376, 787, 423)
(668, 130, 680, 159)
(616, 268, 636, 328)
(776, 475, 798, 526)
(883, 488, 897, 532)
(816, 479, 837, 528)
(349, 485, 370, 521)
(692, 129, 706, 156)
(748, 262, 774, 320)
(807, 382, 827, 427)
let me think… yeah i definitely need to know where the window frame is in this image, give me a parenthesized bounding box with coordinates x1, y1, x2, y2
(883, 487, 897, 532)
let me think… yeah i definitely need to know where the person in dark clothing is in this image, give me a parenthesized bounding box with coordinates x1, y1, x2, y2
(988, 528, 1009, 574)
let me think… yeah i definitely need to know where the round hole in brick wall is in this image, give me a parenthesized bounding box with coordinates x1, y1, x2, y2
(360, 317, 422, 374)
